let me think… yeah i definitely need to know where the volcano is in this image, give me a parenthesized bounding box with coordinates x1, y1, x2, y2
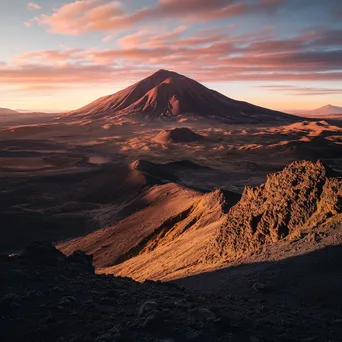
(70, 69, 298, 123)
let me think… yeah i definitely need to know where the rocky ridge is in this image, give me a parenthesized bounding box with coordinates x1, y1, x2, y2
(207, 160, 342, 261)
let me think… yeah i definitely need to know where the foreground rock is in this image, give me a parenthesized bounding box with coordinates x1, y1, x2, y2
(0, 242, 240, 341)
(2, 241, 342, 341)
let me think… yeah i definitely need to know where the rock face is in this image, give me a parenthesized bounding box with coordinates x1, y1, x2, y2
(69, 69, 297, 123)
(153, 127, 205, 144)
(207, 160, 342, 261)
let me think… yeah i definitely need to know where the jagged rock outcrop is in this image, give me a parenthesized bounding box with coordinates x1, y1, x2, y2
(206, 161, 342, 261)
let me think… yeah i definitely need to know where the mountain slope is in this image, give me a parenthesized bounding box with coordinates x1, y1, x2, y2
(59, 160, 342, 282)
(58, 183, 203, 267)
(107, 161, 341, 281)
(70, 69, 298, 123)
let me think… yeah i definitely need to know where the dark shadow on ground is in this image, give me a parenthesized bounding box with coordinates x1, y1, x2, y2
(175, 244, 342, 340)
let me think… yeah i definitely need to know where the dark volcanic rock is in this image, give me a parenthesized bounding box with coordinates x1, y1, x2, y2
(23, 241, 67, 265)
(0, 243, 248, 341)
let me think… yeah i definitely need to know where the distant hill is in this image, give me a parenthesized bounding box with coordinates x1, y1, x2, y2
(69, 69, 299, 124)
(0, 107, 19, 115)
(308, 105, 342, 115)
(0, 107, 58, 125)
(291, 104, 342, 117)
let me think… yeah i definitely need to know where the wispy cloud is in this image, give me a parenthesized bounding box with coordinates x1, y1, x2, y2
(9, 1, 342, 99)
(27, 0, 285, 35)
(27, 0, 125, 35)
(258, 85, 342, 96)
(1, 34, 342, 94)
(27, 2, 41, 10)
(117, 26, 188, 48)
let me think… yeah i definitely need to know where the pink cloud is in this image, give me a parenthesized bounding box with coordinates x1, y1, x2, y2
(27, 2, 41, 10)
(102, 34, 115, 43)
(257, 84, 342, 96)
(30, 0, 124, 35)
(117, 29, 151, 48)
(3, 24, 342, 92)
(117, 26, 188, 48)
(29, 0, 286, 35)
(1, 62, 341, 94)
(13, 49, 83, 66)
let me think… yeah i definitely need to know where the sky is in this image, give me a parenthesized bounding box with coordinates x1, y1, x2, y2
(0, 0, 342, 112)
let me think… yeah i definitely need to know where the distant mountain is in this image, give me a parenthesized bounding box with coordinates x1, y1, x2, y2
(70, 69, 298, 124)
(0, 107, 57, 125)
(291, 105, 342, 116)
(308, 105, 342, 115)
(0, 107, 19, 115)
